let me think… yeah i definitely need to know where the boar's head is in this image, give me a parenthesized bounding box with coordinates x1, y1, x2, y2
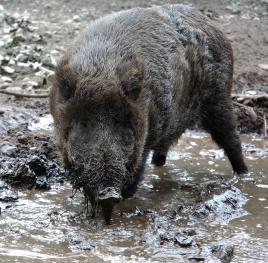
(49, 56, 148, 224)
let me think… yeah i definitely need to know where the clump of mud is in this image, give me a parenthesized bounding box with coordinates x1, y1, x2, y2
(233, 97, 267, 135)
(0, 98, 66, 190)
(118, 176, 247, 262)
(0, 131, 65, 189)
(0, 180, 18, 202)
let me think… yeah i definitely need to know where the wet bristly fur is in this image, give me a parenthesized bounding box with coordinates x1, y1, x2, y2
(49, 4, 248, 205)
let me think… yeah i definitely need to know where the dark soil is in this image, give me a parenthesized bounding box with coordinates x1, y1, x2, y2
(0, 98, 65, 189)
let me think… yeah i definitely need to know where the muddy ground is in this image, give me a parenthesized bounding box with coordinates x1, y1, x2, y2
(0, 0, 268, 262)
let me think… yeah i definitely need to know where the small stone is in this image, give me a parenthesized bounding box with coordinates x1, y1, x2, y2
(183, 228, 197, 236)
(35, 175, 50, 190)
(1, 76, 13, 83)
(258, 64, 268, 70)
(32, 34, 47, 44)
(8, 59, 16, 66)
(17, 134, 28, 144)
(174, 236, 193, 247)
(29, 147, 37, 151)
(17, 62, 30, 68)
(11, 35, 26, 46)
(0, 182, 18, 202)
(246, 90, 257, 95)
(0, 188, 18, 201)
(211, 244, 234, 263)
(165, 210, 177, 219)
(72, 15, 80, 22)
(2, 66, 15, 74)
(27, 80, 39, 89)
(15, 53, 29, 63)
(0, 143, 17, 156)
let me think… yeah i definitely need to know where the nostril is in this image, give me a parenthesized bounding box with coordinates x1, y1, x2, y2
(80, 121, 87, 128)
(99, 192, 105, 197)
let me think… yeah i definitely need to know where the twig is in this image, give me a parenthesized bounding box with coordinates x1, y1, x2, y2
(263, 114, 267, 137)
(0, 89, 49, 98)
(231, 94, 268, 100)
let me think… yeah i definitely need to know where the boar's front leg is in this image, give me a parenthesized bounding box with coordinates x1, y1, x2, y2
(201, 99, 248, 175)
(122, 165, 145, 199)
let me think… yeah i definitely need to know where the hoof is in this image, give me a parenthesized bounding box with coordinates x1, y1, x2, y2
(151, 153, 166, 166)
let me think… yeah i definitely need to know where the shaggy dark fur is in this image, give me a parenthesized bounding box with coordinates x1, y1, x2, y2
(49, 4, 248, 223)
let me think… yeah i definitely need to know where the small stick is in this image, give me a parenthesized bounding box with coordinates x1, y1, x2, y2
(231, 94, 268, 100)
(0, 89, 49, 98)
(263, 114, 267, 137)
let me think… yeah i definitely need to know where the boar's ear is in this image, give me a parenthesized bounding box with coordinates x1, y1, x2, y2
(55, 60, 77, 102)
(116, 59, 144, 101)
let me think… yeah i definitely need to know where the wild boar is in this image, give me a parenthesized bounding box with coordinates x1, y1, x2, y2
(49, 4, 248, 224)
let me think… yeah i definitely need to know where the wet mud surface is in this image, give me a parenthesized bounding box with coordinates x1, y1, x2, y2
(0, 99, 64, 190)
(0, 99, 267, 262)
(0, 0, 268, 262)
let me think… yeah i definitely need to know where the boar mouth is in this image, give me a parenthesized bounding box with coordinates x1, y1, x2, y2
(83, 185, 122, 224)
(67, 166, 124, 224)
(98, 186, 122, 224)
(98, 186, 122, 201)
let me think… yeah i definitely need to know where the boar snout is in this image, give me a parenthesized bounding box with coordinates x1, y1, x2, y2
(98, 186, 122, 224)
(98, 186, 122, 201)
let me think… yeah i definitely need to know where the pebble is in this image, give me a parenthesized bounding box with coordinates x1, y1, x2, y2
(211, 244, 234, 263)
(1, 76, 13, 83)
(0, 181, 18, 202)
(2, 66, 15, 74)
(258, 64, 268, 70)
(72, 15, 80, 22)
(0, 143, 17, 156)
(174, 236, 193, 247)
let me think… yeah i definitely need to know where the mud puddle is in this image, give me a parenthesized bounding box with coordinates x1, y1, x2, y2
(0, 107, 267, 263)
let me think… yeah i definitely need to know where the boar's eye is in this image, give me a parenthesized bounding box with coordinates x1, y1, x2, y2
(59, 83, 76, 101)
(79, 121, 87, 128)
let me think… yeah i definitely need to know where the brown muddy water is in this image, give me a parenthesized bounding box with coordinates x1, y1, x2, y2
(0, 114, 268, 263)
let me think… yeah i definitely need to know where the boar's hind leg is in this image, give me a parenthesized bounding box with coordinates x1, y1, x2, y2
(151, 145, 170, 166)
(201, 100, 248, 174)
